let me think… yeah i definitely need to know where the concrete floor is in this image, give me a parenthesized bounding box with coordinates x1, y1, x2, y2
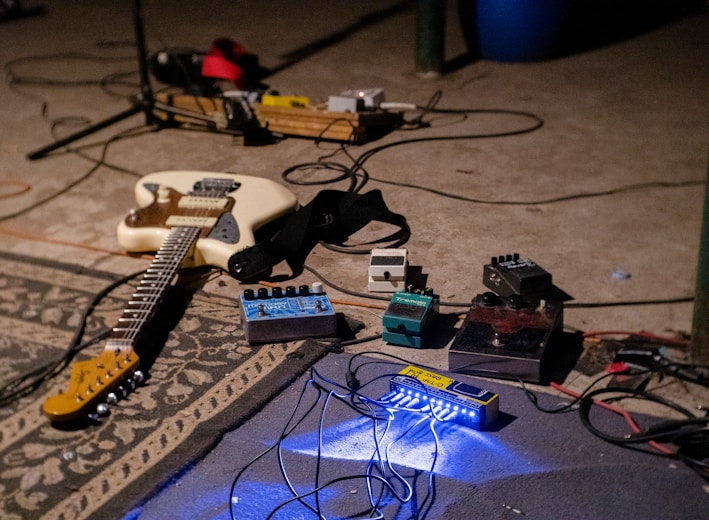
(1, 0, 708, 436)
(2, 1, 709, 518)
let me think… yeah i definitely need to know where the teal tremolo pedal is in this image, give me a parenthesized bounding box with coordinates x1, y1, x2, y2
(239, 282, 337, 343)
(382, 289, 439, 348)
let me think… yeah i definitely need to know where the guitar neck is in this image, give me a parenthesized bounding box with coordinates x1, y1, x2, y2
(107, 226, 201, 352)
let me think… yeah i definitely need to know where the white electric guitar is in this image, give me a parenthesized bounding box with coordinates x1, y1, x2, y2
(43, 171, 298, 423)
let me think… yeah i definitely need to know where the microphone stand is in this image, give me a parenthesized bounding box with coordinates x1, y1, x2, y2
(27, 0, 190, 160)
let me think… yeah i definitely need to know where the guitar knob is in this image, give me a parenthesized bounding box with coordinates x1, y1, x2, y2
(126, 209, 140, 225)
(157, 185, 170, 203)
(96, 403, 110, 416)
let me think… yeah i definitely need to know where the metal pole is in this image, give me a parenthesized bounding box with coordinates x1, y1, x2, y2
(415, 0, 446, 78)
(691, 159, 709, 363)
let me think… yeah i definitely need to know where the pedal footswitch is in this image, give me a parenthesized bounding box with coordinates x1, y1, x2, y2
(239, 282, 337, 344)
(368, 248, 408, 292)
(382, 288, 438, 348)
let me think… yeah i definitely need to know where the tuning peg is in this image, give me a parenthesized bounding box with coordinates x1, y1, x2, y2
(133, 370, 145, 384)
(96, 403, 110, 416)
(106, 392, 119, 405)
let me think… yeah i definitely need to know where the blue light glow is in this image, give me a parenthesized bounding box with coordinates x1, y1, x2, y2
(279, 410, 546, 485)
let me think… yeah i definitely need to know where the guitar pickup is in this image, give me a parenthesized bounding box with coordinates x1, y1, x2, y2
(178, 196, 230, 210)
(166, 215, 218, 228)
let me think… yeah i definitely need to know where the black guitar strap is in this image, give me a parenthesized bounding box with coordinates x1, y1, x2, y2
(228, 189, 410, 282)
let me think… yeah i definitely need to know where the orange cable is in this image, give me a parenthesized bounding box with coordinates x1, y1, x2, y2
(256, 280, 388, 310)
(0, 179, 32, 199)
(330, 299, 388, 311)
(582, 330, 689, 346)
(0, 224, 153, 259)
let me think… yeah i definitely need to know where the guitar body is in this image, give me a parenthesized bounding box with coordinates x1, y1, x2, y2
(116, 170, 299, 271)
(43, 171, 298, 423)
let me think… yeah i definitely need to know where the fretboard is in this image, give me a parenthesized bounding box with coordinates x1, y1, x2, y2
(106, 226, 201, 353)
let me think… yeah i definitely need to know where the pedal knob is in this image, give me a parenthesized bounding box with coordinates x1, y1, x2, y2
(480, 292, 502, 307)
(243, 288, 255, 300)
(508, 294, 528, 310)
(272, 287, 283, 298)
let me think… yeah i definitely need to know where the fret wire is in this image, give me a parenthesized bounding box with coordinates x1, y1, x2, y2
(108, 226, 201, 345)
(106, 180, 232, 347)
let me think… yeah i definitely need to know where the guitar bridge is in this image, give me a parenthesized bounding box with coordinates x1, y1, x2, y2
(193, 178, 241, 193)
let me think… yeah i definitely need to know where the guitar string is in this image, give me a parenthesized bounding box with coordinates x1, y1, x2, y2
(108, 180, 231, 351)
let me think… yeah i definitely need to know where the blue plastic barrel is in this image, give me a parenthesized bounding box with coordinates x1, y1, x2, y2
(465, 0, 578, 62)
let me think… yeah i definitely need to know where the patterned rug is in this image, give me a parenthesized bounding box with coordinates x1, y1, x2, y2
(0, 251, 328, 519)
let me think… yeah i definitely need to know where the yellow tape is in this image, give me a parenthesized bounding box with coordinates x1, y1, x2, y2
(261, 94, 310, 108)
(398, 365, 454, 390)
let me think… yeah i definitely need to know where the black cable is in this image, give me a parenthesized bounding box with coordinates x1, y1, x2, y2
(367, 175, 704, 206)
(566, 296, 694, 308)
(228, 355, 450, 519)
(0, 123, 147, 223)
(0, 269, 146, 407)
(229, 377, 326, 520)
(4, 51, 137, 88)
(308, 261, 696, 311)
(578, 387, 700, 444)
(578, 386, 709, 479)
(263, 474, 405, 520)
(280, 93, 545, 197)
(302, 263, 471, 308)
(279, 90, 703, 207)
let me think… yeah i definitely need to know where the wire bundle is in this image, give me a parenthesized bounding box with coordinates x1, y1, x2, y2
(518, 363, 709, 482)
(228, 359, 459, 520)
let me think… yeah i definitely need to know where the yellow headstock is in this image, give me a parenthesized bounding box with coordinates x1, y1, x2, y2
(43, 348, 142, 423)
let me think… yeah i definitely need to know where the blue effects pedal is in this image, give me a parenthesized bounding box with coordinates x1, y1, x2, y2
(388, 365, 499, 430)
(239, 282, 337, 344)
(382, 289, 438, 348)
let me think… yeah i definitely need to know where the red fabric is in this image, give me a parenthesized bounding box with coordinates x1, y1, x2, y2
(201, 38, 248, 88)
